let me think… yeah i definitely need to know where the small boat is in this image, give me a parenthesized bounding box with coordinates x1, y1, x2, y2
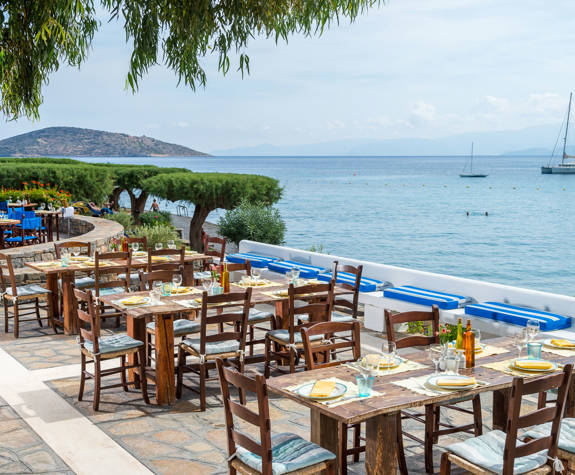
(542, 92, 575, 174)
(460, 143, 488, 178)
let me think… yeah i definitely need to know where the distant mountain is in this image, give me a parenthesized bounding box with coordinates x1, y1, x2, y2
(213, 124, 562, 156)
(0, 126, 209, 157)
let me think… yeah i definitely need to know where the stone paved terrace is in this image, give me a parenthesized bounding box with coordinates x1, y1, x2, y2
(0, 312, 530, 475)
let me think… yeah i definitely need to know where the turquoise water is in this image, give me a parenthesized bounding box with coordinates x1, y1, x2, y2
(80, 155, 575, 296)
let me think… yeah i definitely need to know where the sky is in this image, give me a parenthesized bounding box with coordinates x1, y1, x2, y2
(1, 0, 575, 154)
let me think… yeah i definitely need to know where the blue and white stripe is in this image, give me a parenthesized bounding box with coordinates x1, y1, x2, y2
(267, 260, 325, 278)
(317, 271, 389, 292)
(225, 253, 279, 268)
(383, 285, 468, 309)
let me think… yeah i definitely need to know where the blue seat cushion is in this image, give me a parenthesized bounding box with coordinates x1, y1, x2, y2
(248, 308, 274, 322)
(298, 311, 354, 323)
(147, 319, 200, 336)
(182, 338, 239, 355)
(236, 432, 335, 475)
(523, 418, 575, 453)
(317, 271, 389, 292)
(267, 329, 323, 344)
(267, 261, 324, 279)
(446, 430, 547, 474)
(465, 302, 571, 332)
(384, 286, 469, 310)
(85, 286, 126, 297)
(5, 284, 51, 298)
(84, 334, 144, 355)
(226, 253, 279, 268)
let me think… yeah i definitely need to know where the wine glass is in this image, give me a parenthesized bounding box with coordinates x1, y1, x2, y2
(48, 203, 53, 211)
(131, 242, 140, 254)
(72, 247, 80, 258)
(251, 267, 262, 283)
(155, 242, 163, 251)
(382, 341, 397, 374)
(40, 203, 45, 211)
(167, 240, 176, 250)
(514, 330, 528, 360)
(202, 277, 213, 294)
(526, 320, 540, 342)
(429, 343, 443, 375)
(172, 274, 182, 293)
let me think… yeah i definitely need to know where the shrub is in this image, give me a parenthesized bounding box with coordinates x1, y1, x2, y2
(0, 182, 71, 207)
(139, 210, 171, 227)
(106, 211, 134, 231)
(218, 200, 285, 245)
(131, 224, 178, 250)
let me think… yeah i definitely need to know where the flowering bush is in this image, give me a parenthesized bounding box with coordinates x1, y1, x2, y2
(439, 323, 458, 345)
(139, 210, 171, 227)
(0, 181, 71, 207)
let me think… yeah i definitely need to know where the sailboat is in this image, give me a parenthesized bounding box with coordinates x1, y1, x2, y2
(460, 143, 488, 178)
(541, 92, 575, 174)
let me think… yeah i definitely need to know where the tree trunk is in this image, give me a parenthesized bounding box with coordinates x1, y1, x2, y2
(189, 206, 211, 251)
(108, 187, 124, 210)
(127, 190, 149, 223)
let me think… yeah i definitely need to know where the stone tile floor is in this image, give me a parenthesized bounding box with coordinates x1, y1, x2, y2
(0, 397, 73, 474)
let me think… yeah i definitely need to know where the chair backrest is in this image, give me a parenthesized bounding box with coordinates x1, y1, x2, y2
(20, 217, 41, 230)
(0, 253, 17, 296)
(138, 266, 185, 291)
(286, 281, 335, 344)
(54, 241, 91, 259)
(23, 210, 36, 219)
(203, 234, 226, 260)
(301, 320, 361, 370)
(196, 288, 252, 358)
(501, 364, 573, 475)
(226, 261, 252, 279)
(216, 359, 273, 475)
(0, 201, 8, 212)
(73, 286, 101, 353)
(332, 260, 363, 318)
(147, 246, 185, 271)
(384, 306, 440, 349)
(94, 250, 131, 296)
(127, 236, 147, 250)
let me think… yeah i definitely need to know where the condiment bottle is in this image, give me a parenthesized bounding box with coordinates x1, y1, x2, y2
(455, 318, 463, 350)
(463, 319, 475, 368)
(222, 263, 230, 293)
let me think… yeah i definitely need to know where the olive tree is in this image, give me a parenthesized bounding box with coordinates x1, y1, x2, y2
(1, 0, 381, 120)
(143, 172, 282, 250)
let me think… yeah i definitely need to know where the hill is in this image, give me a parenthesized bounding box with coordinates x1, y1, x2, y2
(0, 127, 209, 157)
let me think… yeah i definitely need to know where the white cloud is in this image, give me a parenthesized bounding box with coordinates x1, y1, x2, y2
(481, 96, 510, 113)
(175, 121, 190, 128)
(527, 93, 565, 114)
(327, 120, 345, 129)
(410, 101, 436, 122)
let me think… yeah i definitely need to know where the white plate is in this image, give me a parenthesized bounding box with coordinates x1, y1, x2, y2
(297, 382, 347, 400)
(542, 338, 575, 350)
(427, 375, 477, 391)
(510, 359, 558, 373)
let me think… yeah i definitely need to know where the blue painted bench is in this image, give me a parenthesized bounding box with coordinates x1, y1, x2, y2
(267, 260, 325, 279)
(225, 253, 279, 268)
(317, 271, 389, 292)
(383, 285, 470, 310)
(465, 302, 572, 332)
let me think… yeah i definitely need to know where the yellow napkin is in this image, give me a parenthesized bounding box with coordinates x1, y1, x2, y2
(515, 360, 553, 370)
(172, 287, 194, 294)
(276, 290, 289, 297)
(551, 339, 575, 348)
(310, 380, 336, 398)
(121, 296, 147, 305)
(70, 256, 90, 262)
(436, 377, 476, 387)
(151, 256, 169, 262)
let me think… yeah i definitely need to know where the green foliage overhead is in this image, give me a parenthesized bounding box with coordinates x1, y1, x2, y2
(1, 0, 381, 120)
(218, 200, 285, 246)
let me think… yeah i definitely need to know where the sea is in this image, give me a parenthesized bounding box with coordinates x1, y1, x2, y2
(78, 155, 575, 296)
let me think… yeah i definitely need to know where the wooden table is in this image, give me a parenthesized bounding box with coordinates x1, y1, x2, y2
(100, 280, 351, 405)
(266, 336, 575, 474)
(8, 203, 37, 209)
(25, 253, 211, 334)
(35, 210, 61, 241)
(0, 218, 20, 249)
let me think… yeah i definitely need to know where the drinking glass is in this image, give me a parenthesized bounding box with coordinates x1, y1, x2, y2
(526, 320, 540, 341)
(162, 283, 172, 297)
(131, 242, 140, 253)
(172, 274, 182, 293)
(155, 243, 163, 251)
(472, 329, 481, 349)
(61, 250, 70, 267)
(40, 203, 45, 210)
(527, 342, 543, 360)
(72, 247, 80, 258)
(429, 344, 442, 375)
(251, 267, 262, 283)
(292, 267, 301, 282)
(167, 240, 176, 250)
(514, 330, 528, 359)
(48, 203, 53, 211)
(202, 277, 213, 294)
(356, 374, 375, 397)
(150, 287, 162, 305)
(382, 341, 397, 374)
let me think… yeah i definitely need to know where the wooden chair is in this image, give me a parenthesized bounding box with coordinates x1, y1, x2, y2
(203, 234, 226, 265)
(126, 236, 147, 251)
(73, 287, 149, 411)
(441, 364, 573, 475)
(92, 250, 131, 327)
(216, 358, 336, 475)
(0, 253, 56, 338)
(330, 260, 363, 322)
(176, 288, 252, 411)
(300, 320, 361, 474)
(385, 306, 483, 474)
(54, 241, 95, 313)
(147, 246, 185, 272)
(264, 281, 335, 376)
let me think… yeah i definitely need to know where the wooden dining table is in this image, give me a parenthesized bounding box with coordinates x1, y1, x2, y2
(99, 278, 351, 405)
(35, 209, 61, 241)
(25, 252, 211, 334)
(265, 336, 575, 474)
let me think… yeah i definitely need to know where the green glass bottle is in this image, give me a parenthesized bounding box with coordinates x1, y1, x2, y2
(455, 318, 463, 350)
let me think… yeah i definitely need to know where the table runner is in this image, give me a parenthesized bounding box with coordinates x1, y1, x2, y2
(541, 346, 575, 358)
(482, 358, 563, 377)
(231, 280, 282, 290)
(345, 358, 427, 377)
(286, 377, 383, 407)
(392, 373, 487, 397)
(474, 344, 510, 359)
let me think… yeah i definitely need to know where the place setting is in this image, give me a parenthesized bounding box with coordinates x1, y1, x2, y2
(345, 341, 428, 377)
(231, 268, 281, 289)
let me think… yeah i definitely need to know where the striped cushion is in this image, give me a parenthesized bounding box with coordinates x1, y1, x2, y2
(446, 430, 547, 474)
(465, 302, 571, 332)
(317, 271, 388, 292)
(182, 338, 239, 355)
(267, 261, 324, 279)
(236, 432, 335, 475)
(523, 418, 575, 453)
(147, 319, 200, 336)
(226, 253, 279, 268)
(84, 334, 143, 355)
(384, 285, 468, 310)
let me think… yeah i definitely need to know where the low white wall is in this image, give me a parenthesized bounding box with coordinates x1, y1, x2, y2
(239, 240, 575, 336)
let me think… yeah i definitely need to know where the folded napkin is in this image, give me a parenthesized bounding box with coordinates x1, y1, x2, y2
(171, 287, 195, 294)
(310, 380, 336, 398)
(121, 296, 148, 305)
(276, 290, 289, 297)
(515, 360, 553, 370)
(551, 339, 575, 348)
(436, 377, 476, 387)
(151, 256, 170, 262)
